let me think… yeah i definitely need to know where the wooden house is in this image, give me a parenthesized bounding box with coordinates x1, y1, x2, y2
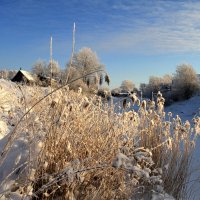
(11, 70, 35, 85)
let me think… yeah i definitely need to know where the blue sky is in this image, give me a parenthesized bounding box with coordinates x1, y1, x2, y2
(0, 0, 200, 88)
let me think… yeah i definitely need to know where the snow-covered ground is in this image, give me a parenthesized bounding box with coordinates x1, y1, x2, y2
(0, 79, 46, 199)
(165, 96, 200, 200)
(165, 96, 200, 123)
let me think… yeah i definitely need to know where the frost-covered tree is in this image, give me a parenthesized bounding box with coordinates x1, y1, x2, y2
(32, 60, 47, 76)
(120, 80, 135, 92)
(140, 74, 173, 98)
(172, 64, 199, 99)
(66, 47, 108, 91)
(47, 60, 60, 78)
(64, 67, 87, 90)
(0, 70, 8, 79)
(74, 47, 100, 73)
(162, 74, 173, 85)
(7, 71, 16, 79)
(148, 76, 162, 93)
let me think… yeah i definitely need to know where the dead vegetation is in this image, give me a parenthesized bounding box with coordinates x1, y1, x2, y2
(0, 80, 199, 199)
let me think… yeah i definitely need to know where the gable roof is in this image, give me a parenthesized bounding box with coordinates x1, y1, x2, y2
(20, 70, 35, 81)
(11, 70, 35, 83)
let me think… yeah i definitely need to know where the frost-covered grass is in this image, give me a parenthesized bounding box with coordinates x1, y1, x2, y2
(0, 80, 199, 199)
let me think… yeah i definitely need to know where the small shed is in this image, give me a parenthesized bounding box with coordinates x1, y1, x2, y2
(11, 70, 35, 84)
(37, 74, 51, 86)
(37, 74, 58, 86)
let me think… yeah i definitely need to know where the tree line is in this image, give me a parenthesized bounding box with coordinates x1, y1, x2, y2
(32, 47, 109, 92)
(111, 64, 200, 102)
(1, 49, 199, 101)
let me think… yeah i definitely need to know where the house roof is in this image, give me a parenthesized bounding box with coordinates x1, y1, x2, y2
(19, 70, 35, 82)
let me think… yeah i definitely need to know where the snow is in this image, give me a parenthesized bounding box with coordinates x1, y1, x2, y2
(165, 96, 200, 122)
(0, 133, 29, 192)
(165, 95, 200, 200)
(0, 121, 8, 140)
(0, 79, 44, 198)
(19, 70, 35, 82)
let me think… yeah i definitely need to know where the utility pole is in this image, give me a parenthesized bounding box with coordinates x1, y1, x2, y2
(50, 36, 53, 87)
(72, 22, 75, 60)
(66, 22, 76, 84)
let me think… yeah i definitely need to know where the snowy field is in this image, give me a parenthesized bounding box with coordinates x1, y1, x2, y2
(165, 96, 200, 200)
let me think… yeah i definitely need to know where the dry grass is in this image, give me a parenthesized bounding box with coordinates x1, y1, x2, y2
(0, 83, 199, 199)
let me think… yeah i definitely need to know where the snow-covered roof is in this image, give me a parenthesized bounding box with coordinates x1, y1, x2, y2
(19, 70, 35, 82)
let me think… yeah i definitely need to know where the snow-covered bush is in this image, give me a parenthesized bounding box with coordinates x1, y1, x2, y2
(172, 64, 199, 100)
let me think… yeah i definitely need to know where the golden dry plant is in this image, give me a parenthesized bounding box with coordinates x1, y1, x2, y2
(0, 81, 199, 200)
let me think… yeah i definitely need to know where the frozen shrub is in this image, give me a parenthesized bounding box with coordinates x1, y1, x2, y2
(172, 64, 199, 100)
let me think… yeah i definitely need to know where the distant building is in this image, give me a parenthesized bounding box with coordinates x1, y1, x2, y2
(11, 70, 35, 84)
(37, 74, 53, 86)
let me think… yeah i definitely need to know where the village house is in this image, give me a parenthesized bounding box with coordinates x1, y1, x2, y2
(11, 69, 35, 85)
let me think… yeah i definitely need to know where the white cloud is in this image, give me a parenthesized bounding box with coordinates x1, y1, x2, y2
(95, 0, 200, 54)
(3, 0, 200, 55)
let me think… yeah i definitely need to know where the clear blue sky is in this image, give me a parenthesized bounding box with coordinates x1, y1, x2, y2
(0, 0, 200, 88)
